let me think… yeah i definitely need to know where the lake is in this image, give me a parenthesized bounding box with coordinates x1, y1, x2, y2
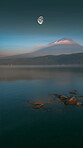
(0, 66, 83, 148)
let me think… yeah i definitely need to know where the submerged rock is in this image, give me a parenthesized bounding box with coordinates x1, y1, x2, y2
(25, 90, 83, 111)
(65, 97, 77, 105)
(77, 102, 83, 107)
(43, 107, 51, 111)
(32, 104, 44, 109)
(69, 90, 78, 94)
(78, 96, 83, 100)
(59, 95, 68, 100)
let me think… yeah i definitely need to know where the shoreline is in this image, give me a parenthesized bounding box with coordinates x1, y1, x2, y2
(0, 65, 83, 68)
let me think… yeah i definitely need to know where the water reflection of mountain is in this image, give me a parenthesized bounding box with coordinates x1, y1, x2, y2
(0, 67, 83, 81)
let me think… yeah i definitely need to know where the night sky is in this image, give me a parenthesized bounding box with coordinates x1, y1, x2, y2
(0, 0, 83, 56)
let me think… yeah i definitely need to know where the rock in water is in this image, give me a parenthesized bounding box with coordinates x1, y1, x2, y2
(77, 102, 83, 107)
(60, 95, 68, 100)
(69, 90, 78, 94)
(78, 96, 83, 100)
(65, 97, 77, 105)
(32, 104, 44, 109)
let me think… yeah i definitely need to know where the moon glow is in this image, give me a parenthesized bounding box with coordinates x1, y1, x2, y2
(37, 16, 44, 24)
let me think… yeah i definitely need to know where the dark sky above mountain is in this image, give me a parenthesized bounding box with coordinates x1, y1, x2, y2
(0, 0, 83, 56)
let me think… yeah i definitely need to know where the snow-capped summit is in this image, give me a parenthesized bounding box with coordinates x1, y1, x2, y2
(48, 38, 78, 46)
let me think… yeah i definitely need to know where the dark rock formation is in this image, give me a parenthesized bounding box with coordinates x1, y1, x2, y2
(32, 104, 44, 109)
(64, 97, 77, 105)
(69, 90, 78, 94)
(77, 102, 83, 107)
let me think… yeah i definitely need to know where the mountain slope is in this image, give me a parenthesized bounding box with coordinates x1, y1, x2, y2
(28, 38, 83, 57)
(2, 38, 83, 59)
(0, 52, 83, 65)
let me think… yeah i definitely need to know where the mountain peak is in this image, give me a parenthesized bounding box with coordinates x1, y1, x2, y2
(58, 38, 73, 41)
(49, 38, 77, 46)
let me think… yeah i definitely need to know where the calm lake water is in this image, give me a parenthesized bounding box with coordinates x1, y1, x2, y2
(0, 66, 83, 148)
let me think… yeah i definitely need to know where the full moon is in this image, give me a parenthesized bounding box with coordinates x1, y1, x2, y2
(37, 16, 44, 24)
